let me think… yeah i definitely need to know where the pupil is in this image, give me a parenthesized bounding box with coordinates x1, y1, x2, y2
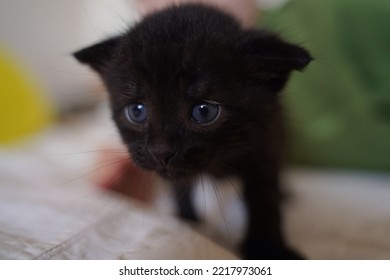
(191, 102, 220, 125)
(126, 103, 147, 124)
(133, 105, 143, 119)
(199, 105, 209, 118)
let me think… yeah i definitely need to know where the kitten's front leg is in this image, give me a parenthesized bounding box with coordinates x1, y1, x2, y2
(242, 176, 303, 260)
(172, 181, 199, 222)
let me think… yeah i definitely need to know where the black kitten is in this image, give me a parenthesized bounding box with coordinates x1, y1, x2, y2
(74, 4, 311, 259)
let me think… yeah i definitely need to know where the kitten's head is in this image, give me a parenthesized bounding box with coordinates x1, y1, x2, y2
(74, 4, 311, 179)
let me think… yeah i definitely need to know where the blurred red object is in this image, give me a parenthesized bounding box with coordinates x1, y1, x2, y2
(90, 144, 156, 203)
(135, 0, 257, 27)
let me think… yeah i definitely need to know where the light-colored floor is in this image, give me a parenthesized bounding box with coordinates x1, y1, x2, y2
(1, 110, 390, 259)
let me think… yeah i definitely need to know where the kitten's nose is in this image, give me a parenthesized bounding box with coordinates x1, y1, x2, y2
(148, 144, 176, 166)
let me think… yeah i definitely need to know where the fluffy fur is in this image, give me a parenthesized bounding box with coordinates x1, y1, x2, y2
(74, 4, 311, 259)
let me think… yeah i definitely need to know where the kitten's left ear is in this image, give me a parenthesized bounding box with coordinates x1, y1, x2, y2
(239, 30, 312, 88)
(73, 36, 121, 74)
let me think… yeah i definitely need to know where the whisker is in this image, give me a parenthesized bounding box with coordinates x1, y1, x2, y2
(44, 149, 128, 156)
(226, 177, 244, 204)
(100, 159, 133, 191)
(45, 65, 98, 77)
(119, 161, 155, 203)
(57, 89, 107, 97)
(209, 176, 233, 247)
(77, 0, 99, 38)
(209, 177, 225, 222)
(200, 173, 207, 224)
(55, 156, 129, 187)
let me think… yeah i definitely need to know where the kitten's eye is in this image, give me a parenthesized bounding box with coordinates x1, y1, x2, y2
(191, 102, 220, 125)
(125, 103, 147, 124)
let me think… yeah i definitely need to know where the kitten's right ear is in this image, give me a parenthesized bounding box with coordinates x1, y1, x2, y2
(239, 31, 312, 72)
(73, 36, 120, 73)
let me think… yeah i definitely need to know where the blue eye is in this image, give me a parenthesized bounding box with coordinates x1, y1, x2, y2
(191, 102, 220, 125)
(125, 103, 147, 124)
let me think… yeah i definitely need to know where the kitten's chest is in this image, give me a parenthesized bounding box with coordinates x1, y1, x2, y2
(155, 175, 247, 251)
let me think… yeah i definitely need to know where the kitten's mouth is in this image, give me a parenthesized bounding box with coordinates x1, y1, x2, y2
(155, 166, 196, 179)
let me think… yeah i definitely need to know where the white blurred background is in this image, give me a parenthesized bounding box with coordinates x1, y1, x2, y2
(0, 0, 140, 116)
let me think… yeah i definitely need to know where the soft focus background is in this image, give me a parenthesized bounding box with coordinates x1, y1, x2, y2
(1, 0, 389, 170)
(0, 0, 141, 191)
(262, 0, 390, 172)
(1, 0, 390, 260)
(0, 0, 138, 126)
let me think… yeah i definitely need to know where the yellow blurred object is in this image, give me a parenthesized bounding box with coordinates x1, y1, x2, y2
(0, 48, 54, 145)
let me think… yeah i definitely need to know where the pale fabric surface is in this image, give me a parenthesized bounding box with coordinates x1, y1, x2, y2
(0, 120, 236, 260)
(1, 109, 390, 259)
(285, 169, 390, 259)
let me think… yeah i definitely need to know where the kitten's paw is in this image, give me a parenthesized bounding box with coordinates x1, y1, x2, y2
(277, 247, 305, 260)
(177, 208, 199, 223)
(242, 240, 305, 260)
(244, 247, 304, 260)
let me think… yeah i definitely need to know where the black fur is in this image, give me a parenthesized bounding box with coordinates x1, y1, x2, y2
(74, 4, 311, 259)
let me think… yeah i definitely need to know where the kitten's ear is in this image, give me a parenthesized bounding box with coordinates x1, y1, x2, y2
(73, 36, 120, 73)
(241, 30, 312, 76)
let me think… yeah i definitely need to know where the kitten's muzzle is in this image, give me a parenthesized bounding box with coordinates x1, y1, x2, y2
(147, 145, 177, 168)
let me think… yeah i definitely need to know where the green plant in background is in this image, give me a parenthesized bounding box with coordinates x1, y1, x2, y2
(263, 0, 390, 172)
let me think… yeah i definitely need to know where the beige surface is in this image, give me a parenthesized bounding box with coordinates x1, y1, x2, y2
(1, 115, 390, 259)
(0, 150, 235, 260)
(286, 169, 390, 259)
